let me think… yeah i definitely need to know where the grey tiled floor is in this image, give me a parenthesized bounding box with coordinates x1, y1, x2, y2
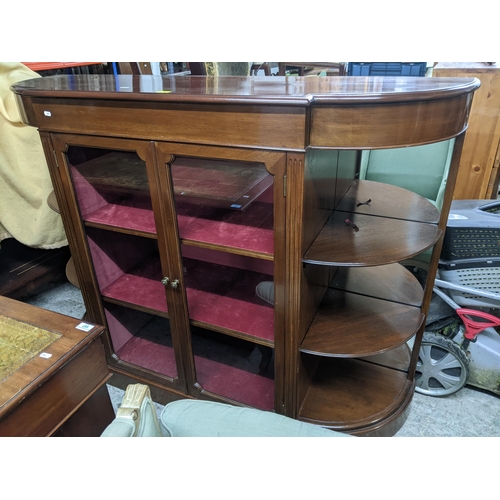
(24, 278, 500, 437)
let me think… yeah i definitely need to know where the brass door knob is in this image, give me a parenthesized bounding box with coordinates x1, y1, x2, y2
(170, 279, 180, 289)
(161, 277, 170, 286)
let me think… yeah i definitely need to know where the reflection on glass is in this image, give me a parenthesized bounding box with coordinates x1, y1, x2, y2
(67, 147, 156, 234)
(170, 156, 274, 255)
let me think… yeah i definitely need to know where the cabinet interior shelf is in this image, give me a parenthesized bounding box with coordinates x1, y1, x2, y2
(98, 253, 275, 346)
(106, 305, 178, 380)
(108, 304, 276, 411)
(75, 151, 275, 257)
(195, 354, 275, 411)
(192, 328, 275, 411)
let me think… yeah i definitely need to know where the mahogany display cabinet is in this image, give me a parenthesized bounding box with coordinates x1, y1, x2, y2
(12, 74, 479, 436)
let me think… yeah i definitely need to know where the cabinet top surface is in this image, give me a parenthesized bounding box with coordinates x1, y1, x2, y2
(12, 75, 480, 105)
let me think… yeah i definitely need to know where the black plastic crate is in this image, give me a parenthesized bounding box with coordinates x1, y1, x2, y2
(442, 200, 500, 261)
(347, 62, 427, 77)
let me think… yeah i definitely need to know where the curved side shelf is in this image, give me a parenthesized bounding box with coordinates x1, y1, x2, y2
(300, 289, 424, 357)
(298, 355, 414, 434)
(329, 263, 424, 307)
(335, 180, 440, 223)
(303, 211, 441, 266)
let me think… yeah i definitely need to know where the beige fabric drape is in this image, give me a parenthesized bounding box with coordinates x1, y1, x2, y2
(0, 62, 66, 249)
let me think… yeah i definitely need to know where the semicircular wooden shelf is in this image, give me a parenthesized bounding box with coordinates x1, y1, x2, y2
(335, 179, 440, 223)
(300, 289, 424, 357)
(298, 356, 414, 434)
(303, 211, 441, 266)
(329, 263, 424, 307)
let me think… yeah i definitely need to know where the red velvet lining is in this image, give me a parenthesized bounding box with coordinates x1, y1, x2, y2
(117, 336, 178, 378)
(176, 199, 274, 255)
(194, 355, 274, 411)
(182, 245, 274, 275)
(71, 167, 109, 217)
(100, 257, 275, 342)
(86, 198, 157, 234)
(72, 155, 274, 253)
(102, 259, 168, 314)
(86, 228, 159, 291)
(182, 258, 274, 341)
(87, 227, 275, 342)
(105, 305, 177, 378)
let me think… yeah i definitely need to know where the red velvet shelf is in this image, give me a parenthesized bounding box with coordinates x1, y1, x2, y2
(195, 355, 275, 411)
(72, 151, 275, 256)
(117, 336, 178, 379)
(104, 304, 178, 379)
(83, 200, 274, 256)
(84, 199, 158, 236)
(101, 259, 169, 315)
(176, 201, 274, 257)
(97, 253, 274, 345)
(183, 258, 274, 344)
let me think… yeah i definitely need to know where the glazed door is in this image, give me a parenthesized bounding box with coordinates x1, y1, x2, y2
(50, 133, 189, 393)
(155, 143, 287, 412)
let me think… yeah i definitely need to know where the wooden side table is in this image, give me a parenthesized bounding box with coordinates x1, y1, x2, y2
(0, 296, 114, 436)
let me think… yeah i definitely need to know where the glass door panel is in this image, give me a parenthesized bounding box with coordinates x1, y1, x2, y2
(66, 146, 156, 235)
(171, 156, 274, 257)
(167, 154, 277, 409)
(58, 140, 180, 384)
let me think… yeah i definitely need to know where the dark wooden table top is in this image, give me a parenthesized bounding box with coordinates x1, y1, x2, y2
(0, 295, 104, 419)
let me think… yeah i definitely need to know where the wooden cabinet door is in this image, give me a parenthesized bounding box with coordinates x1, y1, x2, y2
(49, 133, 189, 393)
(154, 142, 287, 412)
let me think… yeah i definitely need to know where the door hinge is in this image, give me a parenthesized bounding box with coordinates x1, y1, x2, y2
(283, 174, 287, 197)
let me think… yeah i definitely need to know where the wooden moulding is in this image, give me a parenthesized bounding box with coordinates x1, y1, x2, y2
(14, 76, 480, 152)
